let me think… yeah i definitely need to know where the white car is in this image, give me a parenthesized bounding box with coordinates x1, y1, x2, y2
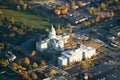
(5, 51, 16, 62)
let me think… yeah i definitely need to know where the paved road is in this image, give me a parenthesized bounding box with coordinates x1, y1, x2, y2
(73, 17, 118, 34)
(19, 38, 33, 49)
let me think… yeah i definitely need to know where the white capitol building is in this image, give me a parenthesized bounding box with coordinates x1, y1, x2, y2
(36, 25, 70, 51)
(58, 45, 96, 66)
(36, 25, 96, 66)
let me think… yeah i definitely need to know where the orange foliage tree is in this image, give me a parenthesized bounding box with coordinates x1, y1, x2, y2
(77, 1, 83, 7)
(54, 5, 69, 15)
(30, 50, 36, 57)
(56, 24, 63, 35)
(41, 60, 46, 66)
(11, 62, 18, 71)
(23, 57, 30, 65)
(95, 16, 100, 22)
(0, 43, 4, 50)
(67, 37, 74, 44)
(83, 22, 88, 26)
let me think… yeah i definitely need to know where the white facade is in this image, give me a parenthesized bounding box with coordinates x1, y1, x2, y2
(58, 56, 67, 66)
(36, 25, 70, 51)
(58, 45, 96, 66)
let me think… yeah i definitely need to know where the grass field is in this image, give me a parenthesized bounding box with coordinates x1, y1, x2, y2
(0, 6, 53, 29)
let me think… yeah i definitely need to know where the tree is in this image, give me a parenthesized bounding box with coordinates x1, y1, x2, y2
(0, 9, 3, 17)
(77, 1, 83, 7)
(92, 29, 97, 33)
(30, 50, 36, 57)
(88, 7, 97, 15)
(18, 0, 24, 6)
(111, 11, 115, 17)
(11, 62, 18, 71)
(71, 1, 76, 10)
(0, 43, 4, 51)
(107, 12, 111, 18)
(84, 22, 88, 26)
(19, 71, 32, 80)
(95, 16, 100, 22)
(54, 8, 61, 15)
(9, 16, 15, 23)
(71, 77, 77, 80)
(101, 3, 108, 10)
(61, 7, 68, 15)
(0, 59, 9, 67)
(17, 5, 21, 11)
(56, 24, 63, 35)
(33, 62, 38, 69)
(41, 60, 46, 66)
(31, 72, 38, 80)
(69, 28, 72, 33)
(100, 14, 105, 19)
(49, 69, 57, 76)
(50, 0, 55, 4)
(23, 3, 27, 10)
(66, 23, 72, 28)
(23, 57, 30, 65)
(12, 26, 17, 31)
(45, 28, 49, 33)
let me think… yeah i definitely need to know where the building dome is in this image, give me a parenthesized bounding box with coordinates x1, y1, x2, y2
(49, 25, 56, 39)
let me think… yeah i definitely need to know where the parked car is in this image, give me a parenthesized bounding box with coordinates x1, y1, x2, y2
(5, 51, 16, 62)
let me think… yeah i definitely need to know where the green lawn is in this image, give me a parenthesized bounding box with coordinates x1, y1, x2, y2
(0, 6, 53, 29)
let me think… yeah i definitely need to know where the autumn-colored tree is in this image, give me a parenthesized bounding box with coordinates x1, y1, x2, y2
(33, 62, 38, 69)
(11, 62, 18, 71)
(71, 60, 76, 65)
(0, 9, 3, 17)
(71, 1, 76, 10)
(45, 28, 50, 33)
(18, 0, 24, 6)
(19, 71, 32, 80)
(83, 22, 88, 26)
(107, 12, 111, 18)
(95, 16, 100, 22)
(11, 26, 17, 31)
(90, 19, 95, 24)
(87, 21, 91, 26)
(88, 7, 97, 14)
(67, 37, 74, 44)
(50, 0, 55, 3)
(23, 57, 30, 65)
(77, 1, 83, 7)
(0, 59, 9, 67)
(49, 69, 57, 76)
(54, 8, 61, 15)
(23, 3, 27, 10)
(31, 72, 38, 80)
(111, 11, 115, 17)
(61, 7, 68, 15)
(100, 14, 105, 19)
(54, 5, 69, 15)
(17, 65, 26, 71)
(30, 50, 36, 57)
(17, 5, 21, 11)
(66, 23, 72, 28)
(71, 77, 77, 80)
(9, 16, 15, 23)
(56, 24, 63, 35)
(92, 29, 97, 33)
(41, 60, 46, 66)
(69, 28, 72, 33)
(0, 43, 4, 50)
(101, 3, 108, 10)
